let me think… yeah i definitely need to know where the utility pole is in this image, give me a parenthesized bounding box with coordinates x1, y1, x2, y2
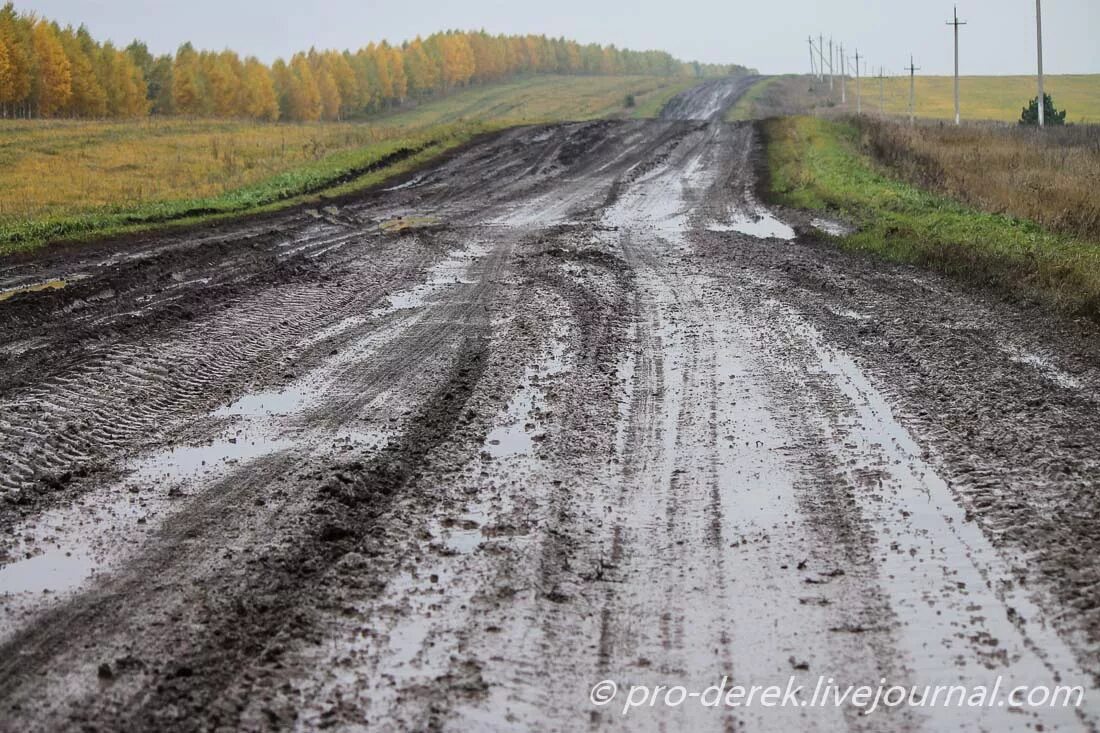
(808, 36, 817, 77)
(1035, 0, 1045, 126)
(840, 43, 846, 105)
(829, 38, 835, 91)
(854, 49, 862, 115)
(906, 55, 920, 127)
(879, 66, 886, 116)
(819, 34, 826, 82)
(946, 5, 966, 125)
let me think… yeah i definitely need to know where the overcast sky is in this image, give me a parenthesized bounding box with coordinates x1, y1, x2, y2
(25, 0, 1100, 75)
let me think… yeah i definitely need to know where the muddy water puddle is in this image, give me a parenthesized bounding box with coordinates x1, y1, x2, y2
(708, 205, 796, 240)
(0, 278, 68, 303)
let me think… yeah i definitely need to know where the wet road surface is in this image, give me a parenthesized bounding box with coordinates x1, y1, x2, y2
(2, 77, 1100, 731)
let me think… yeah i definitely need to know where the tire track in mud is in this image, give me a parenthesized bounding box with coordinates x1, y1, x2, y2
(3, 77, 1100, 732)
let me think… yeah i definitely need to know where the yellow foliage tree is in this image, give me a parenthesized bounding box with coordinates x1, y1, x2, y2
(31, 20, 71, 116)
(317, 69, 340, 120)
(241, 57, 278, 121)
(0, 37, 13, 109)
(287, 54, 321, 121)
(171, 43, 207, 115)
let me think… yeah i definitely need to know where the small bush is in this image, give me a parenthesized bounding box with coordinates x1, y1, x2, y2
(1021, 93, 1067, 125)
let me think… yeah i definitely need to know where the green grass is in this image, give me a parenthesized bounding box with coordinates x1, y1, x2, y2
(762, 116, 1100, 318)
(725, 76, 782, 121)
(0, 74, 697, 255)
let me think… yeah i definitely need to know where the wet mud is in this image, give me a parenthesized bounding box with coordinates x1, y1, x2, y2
(1, 77, 1099, 732)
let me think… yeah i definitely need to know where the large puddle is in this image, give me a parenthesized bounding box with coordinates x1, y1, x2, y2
(708, 205, 796, 240)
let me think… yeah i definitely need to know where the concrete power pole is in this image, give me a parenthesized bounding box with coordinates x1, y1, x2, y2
(906, 55, 920, 126)
(946, 6, 967, 125)
(819, 34, 826, 81)
(1036, 0, 1045, 126)
(829, 38, 835, 91)
(878, 67, 886, 116)
(854, 50, 862, 115)
(839, 43, 847, 105)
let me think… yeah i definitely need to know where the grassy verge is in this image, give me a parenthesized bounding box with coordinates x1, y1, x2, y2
(762, 116, 1100, 319)
(1, 74, 696, 255)
(725, 77, 782, 121)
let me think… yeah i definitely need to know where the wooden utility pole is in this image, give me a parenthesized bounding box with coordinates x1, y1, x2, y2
(1036, 0, 1045, 126)
(906, 55, 920, 127)
(946, 6, 966, 125)
(808, 36, 817, 77)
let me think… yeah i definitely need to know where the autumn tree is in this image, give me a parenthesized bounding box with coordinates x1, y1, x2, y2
(0, 6, 747, 119)
(241, 57, 278, 120)
(171, 42, 207, 115)
(0, 3, 31, 116)
(286, 54, 321, 121)
(31, 20, 71, 116)
(60, 25, 106, 117)
(97, 42, 148, 118)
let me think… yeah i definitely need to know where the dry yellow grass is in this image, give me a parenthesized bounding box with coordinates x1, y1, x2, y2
(860, 118, 1100, 241)
(733, 74, 1100, 124)
(0, 74, 688, 230)
(856, 75, 1100, 124)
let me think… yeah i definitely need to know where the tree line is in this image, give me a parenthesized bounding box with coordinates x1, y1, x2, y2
(0, 3, 745, 121)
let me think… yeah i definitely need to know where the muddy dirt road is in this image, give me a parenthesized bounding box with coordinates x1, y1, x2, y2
(2, 78, 1100, 732)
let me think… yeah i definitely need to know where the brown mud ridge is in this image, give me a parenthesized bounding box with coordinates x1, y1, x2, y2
(1, 78, 1100, 732)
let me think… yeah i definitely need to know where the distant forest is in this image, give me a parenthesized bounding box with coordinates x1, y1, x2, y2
(0, 3, 747, 122)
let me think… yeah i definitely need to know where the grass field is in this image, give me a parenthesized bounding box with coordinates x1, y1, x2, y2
(861, 118, 1100, 241)
(763, 116, 1100, 319)
(733, 74, 1100, 124)
(0, 74, 693, 254)
(856, 75, 1100, 124)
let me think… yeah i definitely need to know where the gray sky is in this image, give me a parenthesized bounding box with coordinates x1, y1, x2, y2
(26, 0, 1100, 75)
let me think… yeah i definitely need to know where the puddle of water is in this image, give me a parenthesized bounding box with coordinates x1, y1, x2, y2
(0, 546, 96, 596)
(215, 384, 316, 418)
(0, 278, 66, 302)
(709, 208, 796, 240)
(129, 432, 293, 483)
